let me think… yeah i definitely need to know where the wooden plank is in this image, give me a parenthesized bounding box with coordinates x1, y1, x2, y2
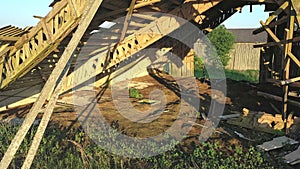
(0, 0, 103, 168)
(282, 14, 295, 129)
(260, 20, 281, 42)
(67, 0, 80, 18)
(287, 52, 300, 67)
(254, 36, 300, 48)
(281, 76, 300, 85)
(0, 35, 19, 42)
(21, 83, 61, 169)
(257, 91, 300, 108)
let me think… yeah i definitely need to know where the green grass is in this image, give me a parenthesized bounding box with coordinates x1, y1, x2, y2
(195, 68, 259, 83)
(0, 123, 282, 168)
(225, 69, 259, 83)
(129, 88, 143, 99)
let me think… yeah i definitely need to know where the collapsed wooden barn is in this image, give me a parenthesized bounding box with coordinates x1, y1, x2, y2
(0, 0, 299, 168)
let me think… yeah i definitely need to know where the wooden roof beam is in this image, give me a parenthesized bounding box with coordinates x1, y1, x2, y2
(0, 35, 19, 42)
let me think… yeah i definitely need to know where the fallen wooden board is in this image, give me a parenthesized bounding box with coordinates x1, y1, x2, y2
(257, 136, 298, 151)
(227, 114, 278, 134)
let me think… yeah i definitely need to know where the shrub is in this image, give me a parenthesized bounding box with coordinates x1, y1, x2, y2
(207, 25, 235, 67)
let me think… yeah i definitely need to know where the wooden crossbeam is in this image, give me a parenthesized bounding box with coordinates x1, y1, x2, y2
(281, 76, 300, 85)
(260, 20, 300, 68)
(253, 36, 300, 48)
(0, 0, 103, 168)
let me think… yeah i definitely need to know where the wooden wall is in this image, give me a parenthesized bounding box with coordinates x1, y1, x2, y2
(226, 43, 260, 70)
(164, 50, 194, 77)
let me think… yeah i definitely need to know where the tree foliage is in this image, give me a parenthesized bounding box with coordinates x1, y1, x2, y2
(207, 25, 235, 67)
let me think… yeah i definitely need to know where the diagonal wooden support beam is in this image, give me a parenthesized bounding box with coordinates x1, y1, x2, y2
(61, 0, 223, 93)
(120, 0, 137, 41)
(0, 0, 104, 168)
(260, 20, 300, 68)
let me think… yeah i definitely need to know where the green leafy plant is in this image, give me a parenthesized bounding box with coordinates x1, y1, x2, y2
(0, 123, 286, 168)
(207, 25, 235, 67)
(129, 88, 143, 99)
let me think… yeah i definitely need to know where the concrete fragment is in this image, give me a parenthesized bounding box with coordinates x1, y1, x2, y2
(257, 136, 298, 151)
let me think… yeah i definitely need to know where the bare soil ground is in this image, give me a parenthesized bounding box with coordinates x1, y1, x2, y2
(1, 71, 300, 168)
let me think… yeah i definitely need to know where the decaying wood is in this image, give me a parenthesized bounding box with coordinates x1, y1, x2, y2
(0, 0, 300, 167)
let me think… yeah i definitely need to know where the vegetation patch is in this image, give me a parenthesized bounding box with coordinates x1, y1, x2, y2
(0, 123, 280, 168)
(225, 69, 259, 83)
(129, 88, 143, 99)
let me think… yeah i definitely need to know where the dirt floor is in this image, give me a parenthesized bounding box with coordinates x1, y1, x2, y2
(1, 70, 300, 168)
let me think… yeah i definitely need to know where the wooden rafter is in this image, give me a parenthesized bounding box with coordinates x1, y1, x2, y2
(260, 21, 300, 67)
(0, 0, 89, 89)
(0, 0, 104, 168)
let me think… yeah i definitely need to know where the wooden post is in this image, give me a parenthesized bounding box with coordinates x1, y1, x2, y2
(282, 4, 295, 132)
